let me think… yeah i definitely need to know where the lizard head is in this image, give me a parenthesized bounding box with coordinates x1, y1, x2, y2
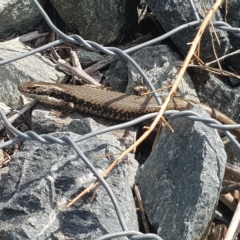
(18, 82, 64, 95)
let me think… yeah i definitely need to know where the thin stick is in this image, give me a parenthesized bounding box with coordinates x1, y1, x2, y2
(188, 64, 240, 80)
(56, 61, 101, 86)
(209, 20, 222, 70)
(0, 100, 38, 131)
(224, 198, 240, 240)
(206, 49, 240, 66)
(134, 185, 150, 233)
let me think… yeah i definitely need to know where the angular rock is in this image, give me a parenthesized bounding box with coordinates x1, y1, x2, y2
(138, 105, 227, 240)
(0, 39, 66, 107)
(145, 0, 230, 61)
(191, 69, 240, 122)
(220, 0, 240, 72)
(0, 0, 46, 39)
(104, 60, 128, 92)
(30, 107, 137, 148)
(50, 0, 139, 45)
(127, 45, 199, 101)
(223, 137, 240, 165)
(105, 45, 199, 100)
(0, 102, 11, 115)
(0, 129, 139, 239)
(76, 49, 104, 69)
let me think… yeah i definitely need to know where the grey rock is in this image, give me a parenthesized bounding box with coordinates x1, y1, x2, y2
(105, 60, 128, 92)
(0, 102, 11, 115)
(145, 0, 230, 61)
(127, 45, 199, 101)
(228, 77, 240, 88)
(220, 0, 240, 71)
(105, 45, 199, 99)
(0, 130, 139, 239)
(0, 39, 66, 107)
(76, 49, 104, 68)
(192, 69, 240, 122)
(0, 0, 46, 40)
(0, 166, 9, 201)
(30, 107, 137, 149)
(138, 105, 226, 240)
(223, 137, 240, 165)
(50, 0, 139, 45)
(0, 166, 8, 182)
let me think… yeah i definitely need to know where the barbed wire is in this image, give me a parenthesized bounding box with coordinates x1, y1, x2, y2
(0, 0, 240, 239)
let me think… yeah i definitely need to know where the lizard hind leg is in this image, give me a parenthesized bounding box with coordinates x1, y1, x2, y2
(50, 101, 75, 117)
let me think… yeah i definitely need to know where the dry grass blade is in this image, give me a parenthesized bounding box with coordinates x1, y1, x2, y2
(209, 19, 222, 70)
(134, 185, 150, 233)
(188, 64, 240, 80)
(67, 0, 223, 207)
(0, 100, 38, 132)
(224, 198, 240, 240)
(206, 49, 240, 66)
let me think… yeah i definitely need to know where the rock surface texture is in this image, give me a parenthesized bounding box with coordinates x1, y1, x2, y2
(138, 106, 227, 240)
(0, 0, 46, 39)
(127, 45, 198, 101)
(0, 129, 139, 239)
(49, 0, 139, 45)
(0, 39, 66, 107)
(145, 0, 230, 61)
(192, 69, 240, 123)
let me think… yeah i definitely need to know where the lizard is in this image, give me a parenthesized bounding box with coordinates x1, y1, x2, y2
(18, 81, 240, 140)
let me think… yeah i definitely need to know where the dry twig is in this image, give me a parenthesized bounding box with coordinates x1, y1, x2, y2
(188, 64, 240, 80)
(0, 100, 38, 132)
(224, 197, 240, 240)
(206, 49, 240, 66)
(54, 51, 101, 87)
(134, 185, 150, 233)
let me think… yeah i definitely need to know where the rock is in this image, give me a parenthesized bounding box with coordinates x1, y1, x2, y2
(220, 0, 240, 72)
(223, 137, 240, 165)
(138, 105, 227, 240)
(0, 166, 9, 200)
(104, 60, 128, 92)
(0, 129, 139, 239)
(145, 0, 230, 61)
(191, 69, 240, 122)
(76, 49, 104, 68)
(0, 39, 66, 107)
(31, 108, 137, 150)
(105, 45, 199, 100)
(128, 45, 199, 101)
(0, 102, 11, 115)
(30, 107, 137, 148)
(49, 0, 139, 45)
(0, 0, 46, 40)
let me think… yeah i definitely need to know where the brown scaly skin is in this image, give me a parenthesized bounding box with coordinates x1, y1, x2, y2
(18, 82, 240, 140)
